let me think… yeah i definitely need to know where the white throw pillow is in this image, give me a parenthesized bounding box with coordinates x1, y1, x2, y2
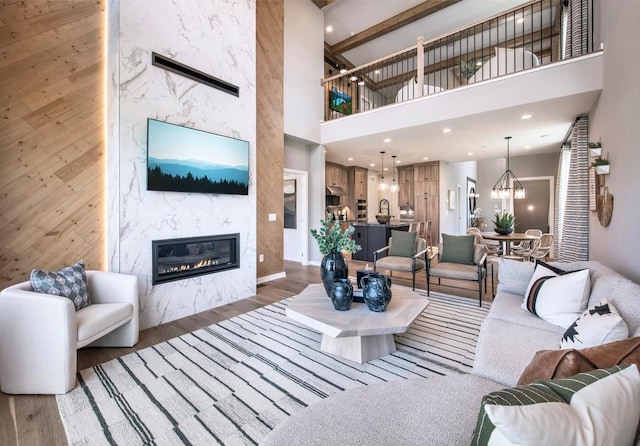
(483, 365, 640, 446)
(522, 261, 591, 328)
(560, 300, 629, 349)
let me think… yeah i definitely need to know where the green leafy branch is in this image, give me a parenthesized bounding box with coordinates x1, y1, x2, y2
(310, 215, 362, 255)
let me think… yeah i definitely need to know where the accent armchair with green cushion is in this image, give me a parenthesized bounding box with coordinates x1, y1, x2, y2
(427, 234, 487, 306)
(373, 231, 428, 290)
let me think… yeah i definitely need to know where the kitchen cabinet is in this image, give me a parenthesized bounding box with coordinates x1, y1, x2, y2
(347, 166, 368, 221)
(326, 162, 347, 187)
(397, 165, 414, 207)
(412, 161, 439, 244)
(351, 223, 410, 262)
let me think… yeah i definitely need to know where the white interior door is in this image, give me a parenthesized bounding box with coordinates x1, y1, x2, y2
(284, 169, 309, 264)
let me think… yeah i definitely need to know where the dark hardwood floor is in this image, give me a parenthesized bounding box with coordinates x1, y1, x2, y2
(0, 259, 494, 445)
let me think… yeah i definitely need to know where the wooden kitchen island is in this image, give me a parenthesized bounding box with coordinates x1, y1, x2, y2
(351, 222, 410, 262)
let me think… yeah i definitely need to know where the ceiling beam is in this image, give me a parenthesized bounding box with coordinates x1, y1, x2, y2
(311, 0, 337, 9)
(327, 0, 463, 56)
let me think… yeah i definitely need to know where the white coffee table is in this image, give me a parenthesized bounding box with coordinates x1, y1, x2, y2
(286, 283, 430, 363)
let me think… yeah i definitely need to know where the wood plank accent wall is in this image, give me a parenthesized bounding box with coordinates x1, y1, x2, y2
(256, 0, 284, 279)
(0, 1, 105, 288)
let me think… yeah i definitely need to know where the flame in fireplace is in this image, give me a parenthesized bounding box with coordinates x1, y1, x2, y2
(160, 258, 220, 275)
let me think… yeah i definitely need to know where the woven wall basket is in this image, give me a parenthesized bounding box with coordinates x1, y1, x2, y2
(597, 186, 614, 227)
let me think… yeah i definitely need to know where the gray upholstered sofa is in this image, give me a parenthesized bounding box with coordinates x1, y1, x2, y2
(261, 260, 640, 445)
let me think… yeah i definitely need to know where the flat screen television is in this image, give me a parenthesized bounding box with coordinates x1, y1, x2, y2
(330, 87, 352, 115)
(147, 119, 249, 195)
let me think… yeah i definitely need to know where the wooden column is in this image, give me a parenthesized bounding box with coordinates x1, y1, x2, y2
(256, 0, 285, 279)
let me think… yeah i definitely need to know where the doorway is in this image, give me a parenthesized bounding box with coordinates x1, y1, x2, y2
(512, 176, 554, 234)
(284, 169, 309, 264)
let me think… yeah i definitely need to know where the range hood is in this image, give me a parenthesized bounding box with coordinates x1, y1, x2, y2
(326, 185, 347, 196)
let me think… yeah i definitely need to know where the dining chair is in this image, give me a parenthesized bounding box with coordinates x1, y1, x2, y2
(511, 229, 542, 260)
(527, 233, 555, 261)
(467, 228, 502, 256)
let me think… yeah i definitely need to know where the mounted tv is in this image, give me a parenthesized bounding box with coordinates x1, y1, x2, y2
(330, 87, 352, 115)
(147, 119, 249, 195)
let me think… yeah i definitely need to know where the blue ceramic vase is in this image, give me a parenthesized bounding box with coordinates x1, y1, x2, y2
(330, 278, 354, 311)
(360, 273, 392, 312)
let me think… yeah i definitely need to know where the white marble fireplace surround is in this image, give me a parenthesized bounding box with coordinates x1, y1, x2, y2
(107, 0, 257, 329)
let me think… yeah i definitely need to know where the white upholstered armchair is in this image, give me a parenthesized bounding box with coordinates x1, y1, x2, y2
(0, 271, 139, 394)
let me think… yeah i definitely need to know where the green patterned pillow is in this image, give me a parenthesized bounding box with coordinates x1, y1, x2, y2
(30, 260, 91, 310)
(388, 230, 416, 257)
(472, 365, 640, 445)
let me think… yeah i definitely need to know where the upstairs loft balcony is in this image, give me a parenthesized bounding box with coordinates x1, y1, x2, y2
(321, 0, 600, 142)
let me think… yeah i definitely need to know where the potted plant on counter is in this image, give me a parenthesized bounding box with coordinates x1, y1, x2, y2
(311, 215, 362, 297)
(492, 212, 516, 235)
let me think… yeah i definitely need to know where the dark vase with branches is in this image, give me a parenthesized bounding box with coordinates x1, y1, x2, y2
(311, 215, 362, 297)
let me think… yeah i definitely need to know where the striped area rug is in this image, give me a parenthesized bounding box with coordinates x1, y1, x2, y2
(56, 290, 490, 445)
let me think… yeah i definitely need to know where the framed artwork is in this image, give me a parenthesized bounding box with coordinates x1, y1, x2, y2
(448, 190, 456, 210)
(330, 88, 352, 115)
(588, 167, 597, 211)
(284, 179, 297, 229)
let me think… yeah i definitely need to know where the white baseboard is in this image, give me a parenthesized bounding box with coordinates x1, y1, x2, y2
(308, 260, 321, 267)
(257, 271, 287, 285)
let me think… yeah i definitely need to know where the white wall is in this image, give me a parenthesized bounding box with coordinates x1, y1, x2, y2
(284, 0, 324, 143)
(440, 161, 477, 236)
(107, 0, 256, 329)
(589, 0, 640, 283)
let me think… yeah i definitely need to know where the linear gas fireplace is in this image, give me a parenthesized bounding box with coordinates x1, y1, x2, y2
(152, 233, 240, 285)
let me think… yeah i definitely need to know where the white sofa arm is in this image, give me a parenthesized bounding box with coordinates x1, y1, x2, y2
(0, 283, 77, 394)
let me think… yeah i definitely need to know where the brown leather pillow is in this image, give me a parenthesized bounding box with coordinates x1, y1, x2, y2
(517, 337, 640, 385)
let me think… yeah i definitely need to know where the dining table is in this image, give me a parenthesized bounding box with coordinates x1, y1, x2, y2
(481, 232, 540, 256)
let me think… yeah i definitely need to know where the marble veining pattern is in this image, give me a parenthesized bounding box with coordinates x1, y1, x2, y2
(109, 0, 257, 329)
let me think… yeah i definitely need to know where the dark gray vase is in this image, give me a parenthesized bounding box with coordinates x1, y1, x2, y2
(361, 273, 392, 312)
(495, 227, 514, 235)
(330, 278, 354, 311)
(320, 250, 349, 297)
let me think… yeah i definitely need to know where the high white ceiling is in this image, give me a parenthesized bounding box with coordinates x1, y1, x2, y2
(318, 0, 601, 169)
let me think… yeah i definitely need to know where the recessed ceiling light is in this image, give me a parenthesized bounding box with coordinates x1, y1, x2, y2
(350, 31, 356, 37)
(348, 157, 353, 161)
(395, 160, 401, 164)
(443, 128, 451, 133)
(374, 69, 380, 74)
(370, 163, 375, 167)
(521, 114, 532, 120)
(384, 138, 391, 143)
(423, 157, 429, 160)
(524, 145, 531, 149)
(468, 152, 474, 156)
(326, 25, 333, 33)
(383, 167, 388, 171)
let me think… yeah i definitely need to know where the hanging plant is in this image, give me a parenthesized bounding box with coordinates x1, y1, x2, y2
(591, 157, 609, 167)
